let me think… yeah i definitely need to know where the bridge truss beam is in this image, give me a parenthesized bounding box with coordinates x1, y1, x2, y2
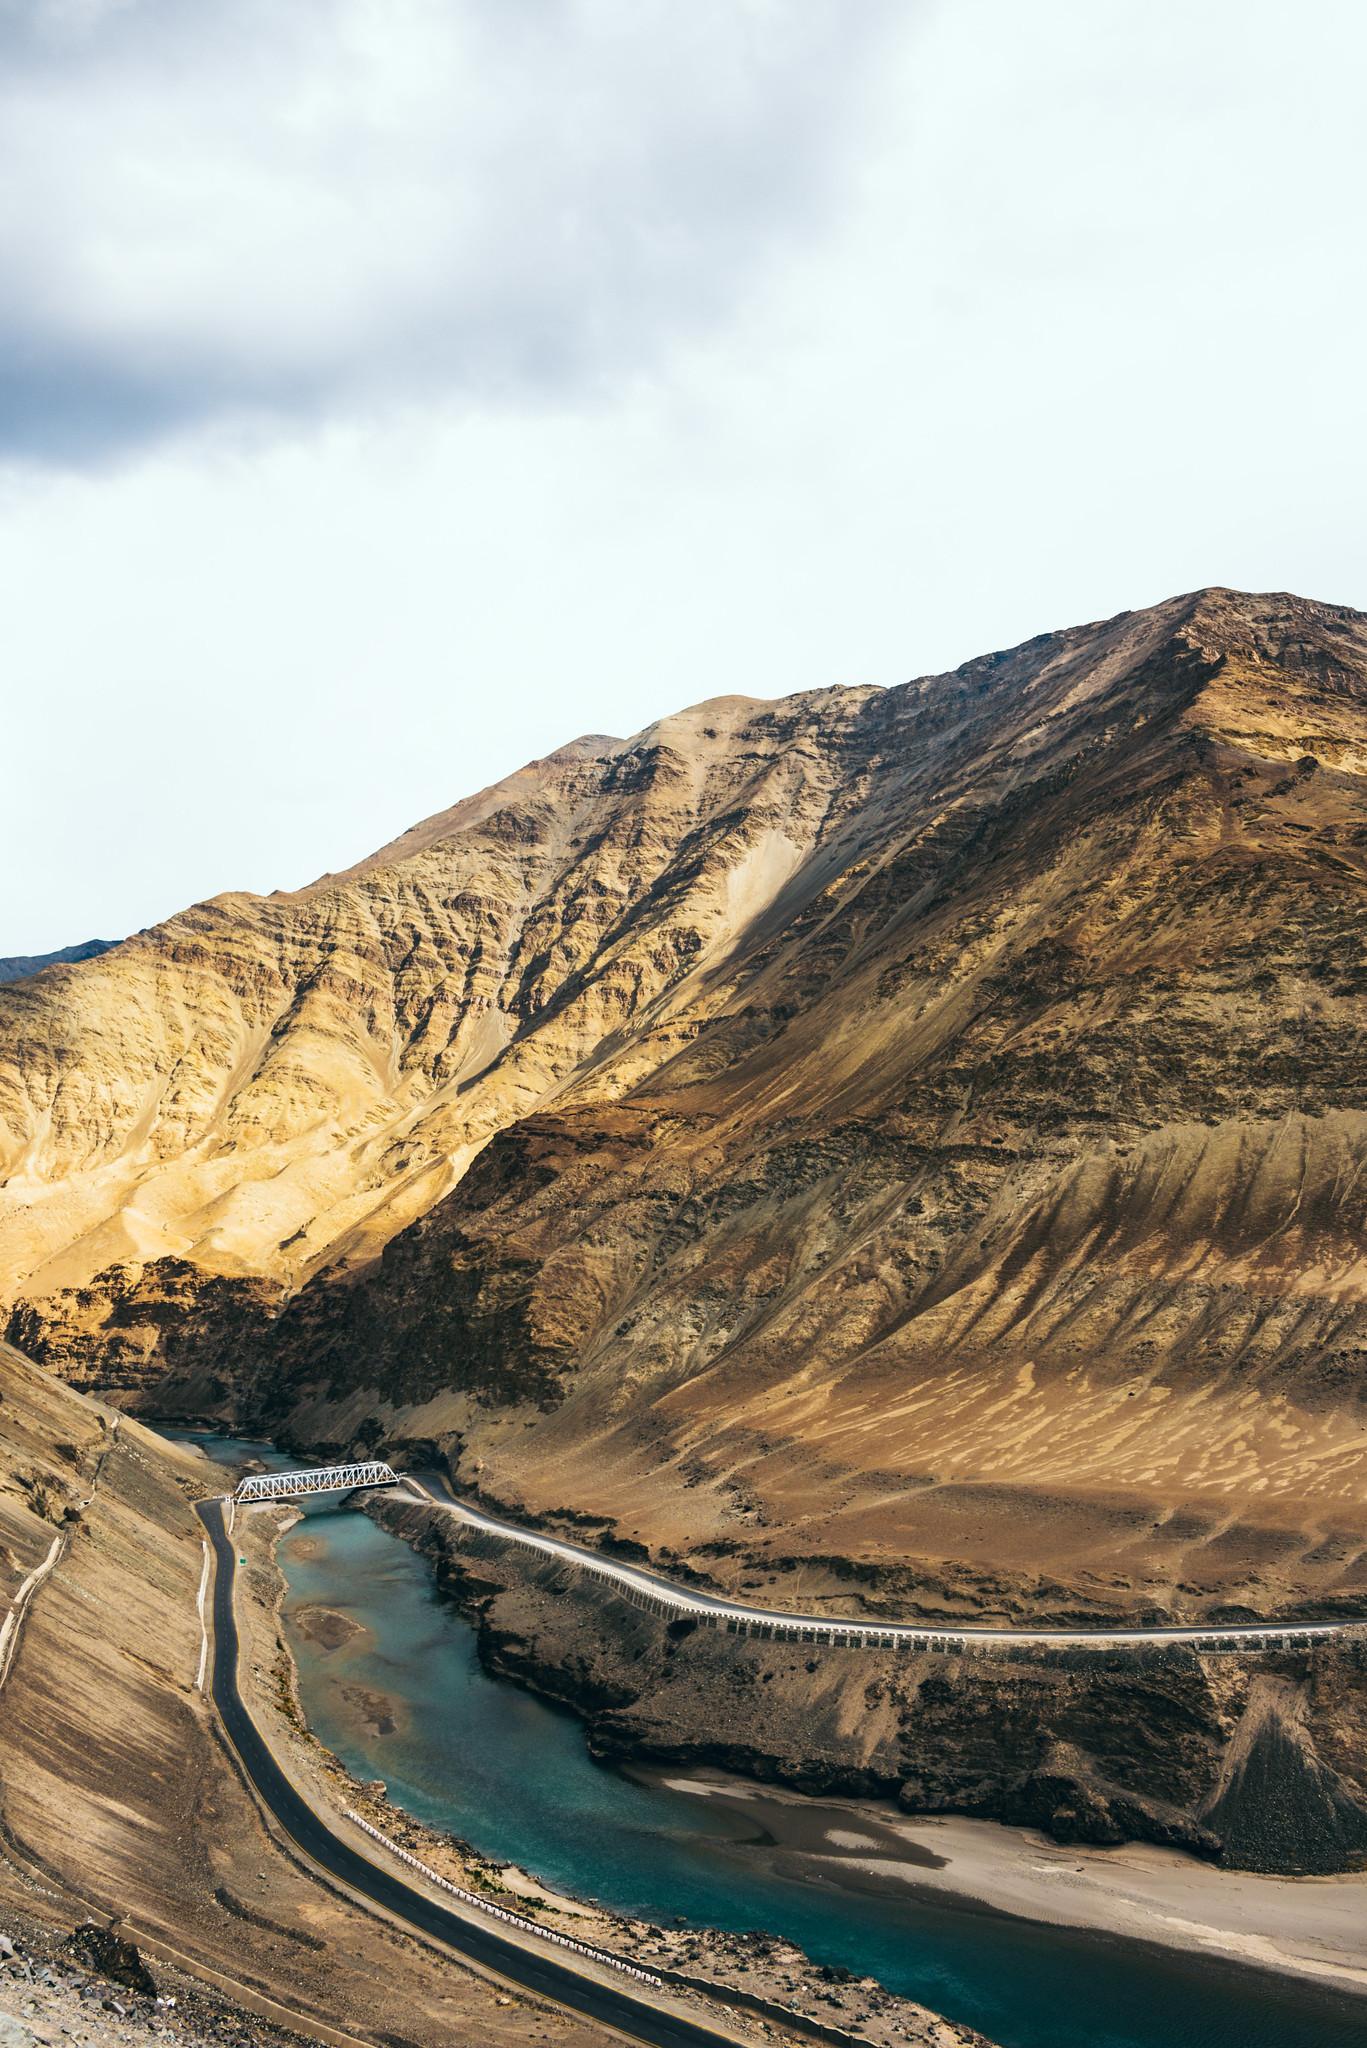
(235, 1461, 399, 1503)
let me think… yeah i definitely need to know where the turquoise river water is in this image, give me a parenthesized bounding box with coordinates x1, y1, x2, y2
(179, 1434, 1367, 2048)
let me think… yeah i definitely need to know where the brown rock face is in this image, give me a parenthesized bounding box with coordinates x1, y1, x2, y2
(5, 586, 1367, 1632)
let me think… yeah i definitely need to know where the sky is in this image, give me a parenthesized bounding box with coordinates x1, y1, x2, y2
(2, 0, 1364, 952)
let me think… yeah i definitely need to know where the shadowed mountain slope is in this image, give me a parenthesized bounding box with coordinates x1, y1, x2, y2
(0, 938, 116, 984)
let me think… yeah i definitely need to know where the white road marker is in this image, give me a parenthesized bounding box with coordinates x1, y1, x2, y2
(345, 1809, 663, 1986)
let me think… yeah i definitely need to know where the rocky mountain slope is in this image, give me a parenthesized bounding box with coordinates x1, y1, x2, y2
(4, 587, 1367, 1631)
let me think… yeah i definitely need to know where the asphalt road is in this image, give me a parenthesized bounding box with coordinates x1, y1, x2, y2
(404, 1471, 1347, 1649)
(195, 1498, 745, 2048)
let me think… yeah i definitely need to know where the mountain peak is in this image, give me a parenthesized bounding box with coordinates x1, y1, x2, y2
(2, 582, 1363, 1306)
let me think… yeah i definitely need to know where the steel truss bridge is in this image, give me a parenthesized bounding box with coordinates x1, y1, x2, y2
(234, 1461, 400, 1504)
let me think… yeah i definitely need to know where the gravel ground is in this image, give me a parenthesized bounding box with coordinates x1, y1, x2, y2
(0, 1911, 300, 2048)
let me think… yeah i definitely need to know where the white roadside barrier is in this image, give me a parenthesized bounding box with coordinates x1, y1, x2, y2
(408, 1488, 1343, 1657)
(345, 1809, 663, 1988)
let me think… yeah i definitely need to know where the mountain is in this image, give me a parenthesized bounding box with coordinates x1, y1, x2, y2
(4, 587, 1367, 1641)
(0, 936, 116, 984)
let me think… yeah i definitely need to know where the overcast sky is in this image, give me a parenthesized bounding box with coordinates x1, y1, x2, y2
(2, 0, 1364, 952)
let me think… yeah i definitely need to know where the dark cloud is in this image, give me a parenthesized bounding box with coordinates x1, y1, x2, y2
(0, 0, 899, 464)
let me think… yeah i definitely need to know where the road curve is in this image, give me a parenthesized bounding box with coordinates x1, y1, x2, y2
(195, 1498, 746, 2048)
(403, 1472, 1351, 1653)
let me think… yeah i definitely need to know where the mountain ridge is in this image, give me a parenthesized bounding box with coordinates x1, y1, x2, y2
(0, 936, 117, 984)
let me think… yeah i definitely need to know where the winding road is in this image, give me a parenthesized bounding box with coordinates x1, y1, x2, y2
(402, 1471, 1351, 1654)
(195, 1497, 750, 2048)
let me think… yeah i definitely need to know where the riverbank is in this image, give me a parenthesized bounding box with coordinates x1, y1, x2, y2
(370, 1488, 1367, 1883)
(331, 1482, 1367, 2045)
(227, 1490, 993, 2048)
(640, 1771, 1367, 1999)
(249, 1476, 1366, 2048)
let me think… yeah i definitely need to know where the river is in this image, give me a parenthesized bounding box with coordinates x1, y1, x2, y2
(177, 1433, 1367, 2048)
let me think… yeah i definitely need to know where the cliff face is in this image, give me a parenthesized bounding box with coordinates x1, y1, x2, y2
(6, 588, 1367, 1634)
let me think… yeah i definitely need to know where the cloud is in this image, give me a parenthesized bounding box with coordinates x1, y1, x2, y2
(0, 0, 898, 462)
(4, 0, 1366, 956)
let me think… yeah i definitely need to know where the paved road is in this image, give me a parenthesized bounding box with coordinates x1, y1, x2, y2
(404, 1472, 1349, 1652)
(195, 1498, 746, 2048)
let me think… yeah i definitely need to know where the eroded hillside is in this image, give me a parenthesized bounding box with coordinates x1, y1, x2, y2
(0, 701, 878, 1298)
(5, 587, 1367, 1625)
